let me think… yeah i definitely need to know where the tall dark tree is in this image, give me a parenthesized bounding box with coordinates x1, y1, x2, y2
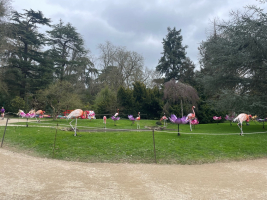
(156, 27, 188, 82)
(198, 5, 267, 116)
(46, 20, 92, 83)
(117, 86, 135, 114)
(0, 0, 12, 101)
(3, 9, 51, 99)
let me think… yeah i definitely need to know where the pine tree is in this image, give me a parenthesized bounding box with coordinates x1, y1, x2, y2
(4, 9, 51, 99)
(156, 27, 187, 82)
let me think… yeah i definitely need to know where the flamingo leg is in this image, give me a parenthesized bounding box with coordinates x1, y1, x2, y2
(35, 116, 40, 123)
(74, 118, 77, 136)
(189, 121, 192, 131)
(69, 119, 75, 131)
(237, 122, 243, 135)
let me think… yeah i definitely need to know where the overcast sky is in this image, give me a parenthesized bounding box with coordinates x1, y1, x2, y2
(11, 0, 266, 70)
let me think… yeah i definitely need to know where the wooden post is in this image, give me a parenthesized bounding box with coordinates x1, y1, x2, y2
(1, 118, 9, 147)
(53, 123, 58, 156)
(152, 129, 157, 163)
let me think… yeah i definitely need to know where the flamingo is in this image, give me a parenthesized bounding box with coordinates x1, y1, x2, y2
(233, 113, 252, 135)
(103, 116, 107, 129)
(35, 110, 45, 122)
(213, 116, 221, 125)
(83, 110, 96, 120)
(136, 112, 141, 129)
(160, 113, 168, 127)
(17, 109, 36, 127)
(186, 106, 196, 131)
(17, 109, 35, 118)
(114, 109, 119, 117)
(66, 109, 84, 136)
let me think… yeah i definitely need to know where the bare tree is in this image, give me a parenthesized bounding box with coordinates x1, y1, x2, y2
(97, 41, 145, 89)
(164, 79, 199, 116)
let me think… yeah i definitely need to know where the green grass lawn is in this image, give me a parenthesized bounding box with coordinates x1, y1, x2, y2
(1, 117, 267, 165)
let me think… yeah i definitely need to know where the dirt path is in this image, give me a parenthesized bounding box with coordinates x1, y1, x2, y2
(0, 118, 267, 199)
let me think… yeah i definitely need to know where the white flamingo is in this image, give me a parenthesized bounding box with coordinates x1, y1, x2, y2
(233, 113, 252, 135)
(66, 109, 83, 136)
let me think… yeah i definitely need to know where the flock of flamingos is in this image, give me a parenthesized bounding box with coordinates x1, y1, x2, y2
(16, 106, 265, 136)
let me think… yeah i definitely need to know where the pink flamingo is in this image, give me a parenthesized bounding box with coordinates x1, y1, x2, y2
(136, 112, 141, 129)
(103, 116, 107, 128)
(66, 109, 84, 136)
(160, 113, 168, 127)
(233, 113, 252, 135)
(83, 110, 96, 120)
(186, 106, 196, 131)
(191, 118, 199, 129)
(17, 109, 36, 127)
(35, 110, 45, 122)
(17, 109, 35, 118)
(213, 116, 221, 125)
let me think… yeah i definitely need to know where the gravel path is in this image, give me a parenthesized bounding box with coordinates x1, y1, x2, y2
(0, 118, 266, 199)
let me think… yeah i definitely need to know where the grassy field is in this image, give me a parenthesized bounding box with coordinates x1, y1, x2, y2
(0, 117, 267, 165)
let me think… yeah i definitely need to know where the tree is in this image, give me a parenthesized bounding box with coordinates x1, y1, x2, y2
(163, 79, 199, 117)
(46, 20, 92, 82)
(3, 9, 51, 99)
(94, 86, 117, 116)
(0, 0, 12, 53)
(97, 41, 145, 90)
(198, 5, 267, 116)
(9, 96, 25, 113)
(37, 81, 83, 120)
(117, 86, 134, 114)
(156, 27, 188, 82)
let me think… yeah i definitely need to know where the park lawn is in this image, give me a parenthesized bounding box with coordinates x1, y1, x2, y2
(1, 118, 267, 164)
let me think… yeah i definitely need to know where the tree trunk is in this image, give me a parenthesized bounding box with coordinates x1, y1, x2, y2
(181, 99, 183, 117)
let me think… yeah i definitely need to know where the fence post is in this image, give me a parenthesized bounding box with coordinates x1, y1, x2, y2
(1, 118, 9, 147)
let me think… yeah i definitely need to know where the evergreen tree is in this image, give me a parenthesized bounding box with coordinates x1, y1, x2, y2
(198, 5, 267, 116)
(94, 86, 117, 116)
(156, 27, 188, 82)
(46, 20, 91, 82)
(117, 86, 134, 114)
(3, 9, 51, 99)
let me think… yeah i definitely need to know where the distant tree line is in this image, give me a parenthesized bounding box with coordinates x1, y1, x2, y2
(0, 0, 266, 122)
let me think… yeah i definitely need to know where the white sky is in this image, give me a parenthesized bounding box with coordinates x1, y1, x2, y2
(11, 0, 266, 70)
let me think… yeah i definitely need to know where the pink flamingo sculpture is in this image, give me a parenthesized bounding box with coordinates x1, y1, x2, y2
(103, 116, 107, 128)
(35, 110, 45, 122)
(186, 106, 196, 131)
(83, 110, 96, 120)
(233, 113, 252, 135)
(17, 109, 35, 118)
(136, 112, 141, 130)
(17, 109, 36, 127)
(66, 109, 84, 136)
(213, 116, 221, 125)
(191, 118, 199, 129)
(160, 113, 168, 127)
